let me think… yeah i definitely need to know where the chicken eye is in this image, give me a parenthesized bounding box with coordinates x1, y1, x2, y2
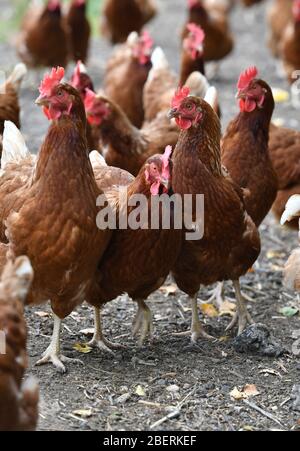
(57, 90, 63, 97)
(186, 103, 193, 110)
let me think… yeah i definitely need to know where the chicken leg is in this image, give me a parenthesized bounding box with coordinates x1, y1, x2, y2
(36, 313, 83, 373)
(132, 299, 153, 346)
(207, 281, 225, 310)
(88, 307, 124, 353)
(226, 279, 254, 335)
(173, 293, 214, 342)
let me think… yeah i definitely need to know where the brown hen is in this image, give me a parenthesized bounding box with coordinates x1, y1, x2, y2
(182, 0, 234, 65)
(267, 0, 293, 57)
(83, 89, 179, 177)
(0, 68, 111, 372)
(281, 1, 300, 84)
(0, 256, 39, 431)
(269, 123, 300, 230)
(17, 0, 68, 69)
(0, 63, 27, 163)
(104, 31, 154, 128)
(169, 90, 260, 337)
(88, 148, 182, 345)
(101, 0, 157, 44)
(66, 0, 91, 63)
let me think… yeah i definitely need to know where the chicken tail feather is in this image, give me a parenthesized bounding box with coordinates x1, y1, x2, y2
(151, 47, 169, 71)
(2, 121, 30, 169)
(185, 71, 210, 98)
(6, 63, 27, 92)
(281, 194, 300, 225)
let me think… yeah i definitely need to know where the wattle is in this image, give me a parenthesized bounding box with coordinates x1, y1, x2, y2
(176, 117, 192, 130)
(239, 98, 257, 113)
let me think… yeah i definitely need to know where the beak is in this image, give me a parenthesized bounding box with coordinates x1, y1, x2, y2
(236, 90, 246, 100)
(168, 108, 179, 119)
(160, 177, 170, 190)
(35, 94, 49, 107)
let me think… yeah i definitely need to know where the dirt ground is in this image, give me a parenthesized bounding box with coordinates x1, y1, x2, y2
(1, 0, 300, 432)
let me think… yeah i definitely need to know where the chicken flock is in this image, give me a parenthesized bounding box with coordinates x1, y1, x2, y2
(0, 0, 300, 430)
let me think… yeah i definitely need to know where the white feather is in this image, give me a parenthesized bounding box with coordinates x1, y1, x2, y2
(1, 121, 30, 169)
(151, 47, 169, 70)
(291, 79, 300, 110)
(127, 31, 139, 47)
(89, 150, 107, 169)
(204, 86, 218, 109)
(280, 194, 300, 225)
(185, 71, 210, 99)
(6, 63, 27, 91)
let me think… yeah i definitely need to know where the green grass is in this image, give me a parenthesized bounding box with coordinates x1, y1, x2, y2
(0, 0, 103, 42)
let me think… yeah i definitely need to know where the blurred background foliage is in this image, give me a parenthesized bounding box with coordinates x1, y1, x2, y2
(0, 0, 103, 42)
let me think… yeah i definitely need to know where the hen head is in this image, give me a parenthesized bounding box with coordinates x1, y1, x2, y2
(187, 0, 202, 9)
(168, 87, 205, 130)
(72, 0, 86, 8)
(144, 146, 173, 195)
(71, 61, 94, 100)
(293, 0, 300, 22)
(183, 23, 205, 60)
(47, 0, 61, 13)
(236, 66, 273, 113)
(36, 67, 82, 121)
(131, 31, 154, 66)
(84, 89, 111, 126)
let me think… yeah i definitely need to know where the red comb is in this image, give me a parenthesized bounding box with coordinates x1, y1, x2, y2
(161, 145, 172, 180)
(171, 86, 190, 109)
(71, 61, 82, 88)
(83, 88, 96, 112)
(237, 66, 258, 91)
(133, 31, 154, 65)
(188, 0, 201, 8)
(187, 23, 205, 44)
(47, 0, 60, 11)
(39, 67, 65, 96)
(293, 0, 300, 20)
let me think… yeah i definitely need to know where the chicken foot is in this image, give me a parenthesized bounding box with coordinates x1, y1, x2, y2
(88, 307, 124, 353)
(132, 299, 153, 346)
(207, 281, 225, 310)
(226, 279, 254, 335)
(36, 313, 83, 373)
(173, 293, 214, 342)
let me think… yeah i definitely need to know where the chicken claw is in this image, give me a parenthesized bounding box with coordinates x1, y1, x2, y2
(88, 307, 124, 353)
(35, 314, 83, 373)
(132, 299, 153, 346)
(173, 293, 215, 342)
(226, 280, 254, 335)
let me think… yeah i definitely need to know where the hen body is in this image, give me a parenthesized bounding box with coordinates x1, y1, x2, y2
(101, 0, 157, 44)
(17, 1, 68, 69)
(66, 0, 91, 63)
(269, 123, 300, 229)
(104, 33, 152, 128)
(0, 257, 39, 431)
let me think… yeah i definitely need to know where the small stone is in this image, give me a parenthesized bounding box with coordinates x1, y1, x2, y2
(166, 384, 180, 393)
